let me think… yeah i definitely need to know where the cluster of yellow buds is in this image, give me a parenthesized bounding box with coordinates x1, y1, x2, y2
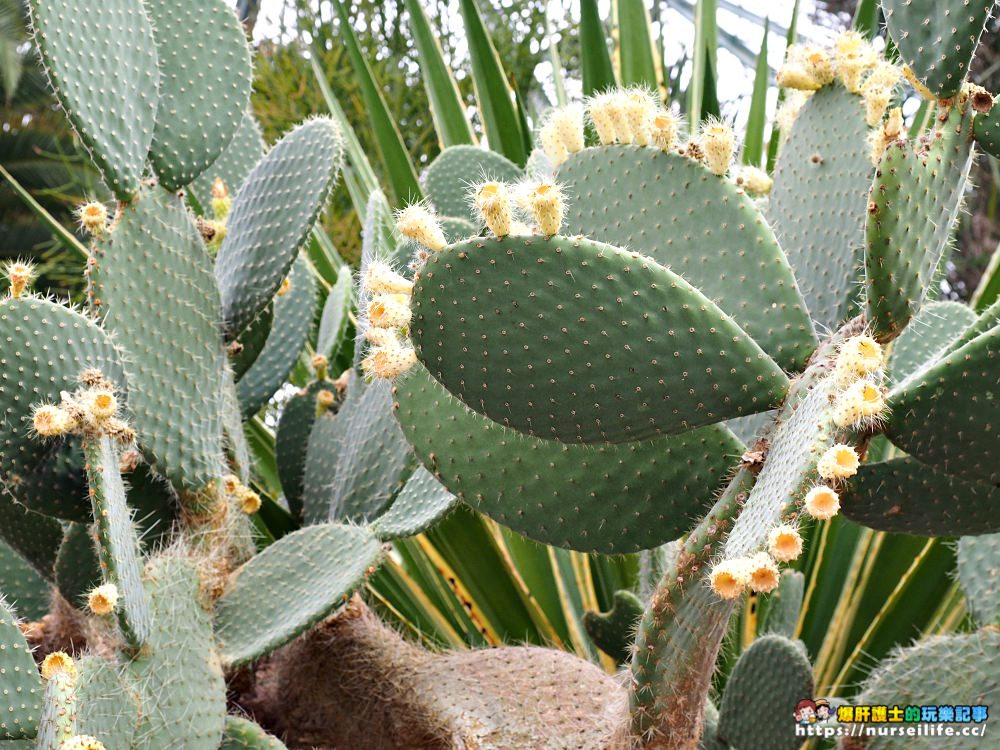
(223, 473, 262, 515)
(32, 370, 132, 443)
(75, 201, 109, 237)
(396, 203, 447, 252)
(538, 104, 585, 167)
(360, 258, 418, 381)
(710, 548, 787, 599)
(5, 260, 34, 299)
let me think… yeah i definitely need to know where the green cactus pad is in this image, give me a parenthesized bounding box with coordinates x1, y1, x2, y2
(83, 436, 152, 648)
(300, 410, 340, 525)
(758, 570, 805, 638)
(221, 716, 288, 750)
(28, 0, 159, 199)
(214, 523, 382, 667)
(883, 0, 994, 98)
(439, 216, 479, 243)
(35, 669, 76, 750)
(74, 656, 141, 750)
(189, 110, 266, 211)
(124, 464, 179, 549)
(316, 271, 353, 361)
(583, 590, 643, 664)
(411, 234, 789, 444)
(54, 522, 101, 609)
(325, 383, 416, 525)
(841, 457, 999, 536)
(229, 303, 274, 381)
(0, 598, 42, 740)
(858, 630, 999, 748)
(768, 86, 873, 331)
(718, 635, 813, 750)
(0, 493, 63, 581)
(723, 372, 836, 559)
(144, 0, 252, 191)
(371, 466, 458, 541)
(0, 295, 125, 494)
(128, 557, 225, 750)
(888, 300, 977, 385)
(237, 256, 317, 418)
(973, 101, 1000, 159)
(276, 381, 338, 521)
(558, 145, 817, 370)
(215, 118, 342, 337)
(865, 105, 975, 339)
(394, 365, 743, 553)
(14, 439, 88, 523)
(0, 541, 50, 620)
(90, 187, 225, 491)
(698, 701, 728, 750)
(422, 145, 523, 223)
(940, 296, 1000, 360)
(957, 534, 1000, 626)
(885, 323, 998, 484)
(725, 410, 775, 447)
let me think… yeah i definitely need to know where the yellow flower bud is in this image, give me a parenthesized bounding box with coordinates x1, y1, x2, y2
(396, 204, 447, 252)
(817, 444, 860, 481)
(804, 485, 841, 520)
(768, 524, 804, 563)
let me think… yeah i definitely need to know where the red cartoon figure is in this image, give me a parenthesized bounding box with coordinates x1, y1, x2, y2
(794, 699, 817, 724)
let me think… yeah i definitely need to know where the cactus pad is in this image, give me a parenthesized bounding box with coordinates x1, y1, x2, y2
(214, 523, 382, 667)
(236, 256, 317, 418)
(883, 0, 994, 97)
(411, 234, 788, 444)
(74, 656, 141, 750)
(0, 598, 42, 740)
(221, 716, 288, 750)
(558, 145, 817, 369)
(885, 323, 998, 484)
(276, 380, 338, 521)
(583, 590, 643, 664)
(316, 271, 353, 361)
(14, 439, 88, 523)
(189, 111, 266, 211)
(842, 457, 999, 536)
(90, 187, 225, 491)
(0, 296, 125, 492)
(54, 522, 101, 608)
(215, 118, 342, 336)
(758, 570, 805, 638)
(0, 492, 63, 581)
(768, 86, 873, 331)
(372, 466, 458, 540)
(394, 365, 742, 553)
(717, 634, 814, 750)
(888, 301, 977, 385)
(144, 0, 252, 191)
(956, 533, 1000, 626)
(0, 540, 50, 620)
(28, 0, 159, 199)
(229, 303, 273, 381)
(865, 106, 975, 339)
(35, 669, 76, 750)
(973, 100, 1000, 159)
(858, 630, 999, 748)
(422, 145, 523, 222)
(128, 557, 226, 750)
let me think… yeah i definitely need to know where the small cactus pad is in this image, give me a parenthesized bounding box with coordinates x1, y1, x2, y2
(189, 110, 266, 211)
(14, 439, 89, 523)
(885, 323, 999, 484)
(394, 365, 742, 553)
(888, 301, 977, 385)
(82, 436, 152, 648)
(973, 100, 1000, 159)
(325, 383, 416, 525)
(768, 86, 873, 331)
(371, 466, 458, 541)
(0, 598, 42, 740)
(941, 297, 1000, 359)
(128, 557, 226, 750)
(0, 296, 125, 491)
(215, 118, 342, 337)
(957, 533, 1000, 626)
(144, 0, 252, 191)
(229, 303, 274, 381)
(0, 492, 64, 581)
(74, 656, 141, 750)
(842, 457, 999, 536)
(422, 145, 524, 223)
(316, 271, 353, 361)
(54, 522, 101, 608)
(237, 256, 317, 418)
(301, 410, 341, 525)
(724, 372, 836, 559)
(698, 701, 728, 750)
(717, 635, 814, 750)
(214, 523, 382, 667)
(90, 187, 226, 491)
(221, 716, 288, 750)
(0, 540, 50, 620)
(865, 105, 975, 339)
(882, 0, 994, 97)
(858, 630, 999, 748)
(35, 669, 76, 750)
(28, 0, 159, 199)
(758, 570, 805, 638)
(583, 590, 644, 664)
(276, 380, 338, 521)
(558, 145, 817, 370)
(410, 234, 788, 444)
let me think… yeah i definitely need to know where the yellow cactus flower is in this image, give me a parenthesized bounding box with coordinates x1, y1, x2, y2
(747, 552, 781, 593)
(87, 584, 119, 616)
(710, 558, 751, 600)
(41, 651, 77, 681)
(817, 444, 860, 481)
(768, 525, 804, 563)
(804, 485, 841, 520)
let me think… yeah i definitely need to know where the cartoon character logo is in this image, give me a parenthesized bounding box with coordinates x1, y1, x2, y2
(815, 699, 833, 722)
(794, 699, 817, 724)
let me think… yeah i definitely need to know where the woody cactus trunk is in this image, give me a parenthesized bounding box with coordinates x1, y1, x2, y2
(0, 1, 998, 750)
